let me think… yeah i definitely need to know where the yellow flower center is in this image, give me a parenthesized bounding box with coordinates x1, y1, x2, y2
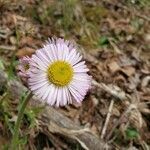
(47, 61, 73, 86)
(24, 64, 29, 71)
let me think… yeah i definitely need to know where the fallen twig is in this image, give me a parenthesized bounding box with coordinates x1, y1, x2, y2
(101, 99, 115, 139)
(0, 45, 16, 51)
(106, 104, 136, 140)
(92, 80, 127, 101)
(39, 107, 107, 150)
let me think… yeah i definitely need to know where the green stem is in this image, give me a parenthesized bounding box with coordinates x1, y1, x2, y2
(10, 92, 32, 150)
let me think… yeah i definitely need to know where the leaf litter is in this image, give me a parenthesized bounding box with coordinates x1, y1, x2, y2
(0, 0, 150, 149)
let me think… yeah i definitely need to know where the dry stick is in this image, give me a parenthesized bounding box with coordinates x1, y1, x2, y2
(106, 104, 136, 141)
(92, 80, 132, 141)
(101, 99, 114, 139)
(0, 45, 16, 51)
(92, 80, 127, 100)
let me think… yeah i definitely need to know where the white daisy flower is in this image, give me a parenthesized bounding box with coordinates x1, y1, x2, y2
(28, 38, 92, 107)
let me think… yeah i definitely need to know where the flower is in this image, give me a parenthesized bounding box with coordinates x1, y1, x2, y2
(28, 38, 92, 107)
(18, 56, 30, 78)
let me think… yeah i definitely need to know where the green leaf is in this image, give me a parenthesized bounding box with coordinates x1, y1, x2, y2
(19, 136, 28, 146)
(125, 128, 139, 139)
(25, 106, 44, 128)
(7, 55, 18, 80)
(98, 36, 109, 46)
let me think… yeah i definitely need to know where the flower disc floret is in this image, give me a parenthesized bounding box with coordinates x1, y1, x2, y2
(47, 61, 73, 86)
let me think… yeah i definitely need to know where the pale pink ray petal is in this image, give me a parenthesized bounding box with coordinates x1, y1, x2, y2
(69, 82, 87, 97)
(36, 49, 50, 65)
(73, 68, 89, 73)
(32, 55, 48, 69)
(43, 45, 54, 62)
(31, 83, 50, 101)
(47, 85, 56, 105)
(63, 45, 70, 61)
(71, 53, 83, 66)
(29, 71, 47, 77)
(66, 48, 76, 61)
(28, 78, 48, 85)
(61, 87, 67, 105)
(56, 43, 64, 60)
(56, 88, 63, 107)
(42, 84, 53, 102)
(66, 88, 73, 104)
(29, 74, 47, 80)
(29, 81, 49, 91)
(50, 44, 59, 60)
(52, 87, 59, 106)
(73, 61, 85, 68)
(30, 62, 47, 71)
(72, 54, 82, 66)
(68, 86, 83, 103)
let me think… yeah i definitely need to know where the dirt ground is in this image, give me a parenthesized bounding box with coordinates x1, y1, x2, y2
(0, 0, 150, 149)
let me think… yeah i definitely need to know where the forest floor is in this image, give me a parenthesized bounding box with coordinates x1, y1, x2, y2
(0, 0, 150, 149)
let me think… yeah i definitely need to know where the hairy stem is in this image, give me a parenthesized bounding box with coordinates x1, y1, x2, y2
(10, 91, 32, 150)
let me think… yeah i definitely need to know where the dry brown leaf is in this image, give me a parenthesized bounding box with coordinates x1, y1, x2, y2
(129, 109, 143, 129)
(141, 76, 150, 87)
(20, 36, 42, 47)
(121, 66, 135, 77)
(108, 61, 120, 73)
(16, 47, 35, 57)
